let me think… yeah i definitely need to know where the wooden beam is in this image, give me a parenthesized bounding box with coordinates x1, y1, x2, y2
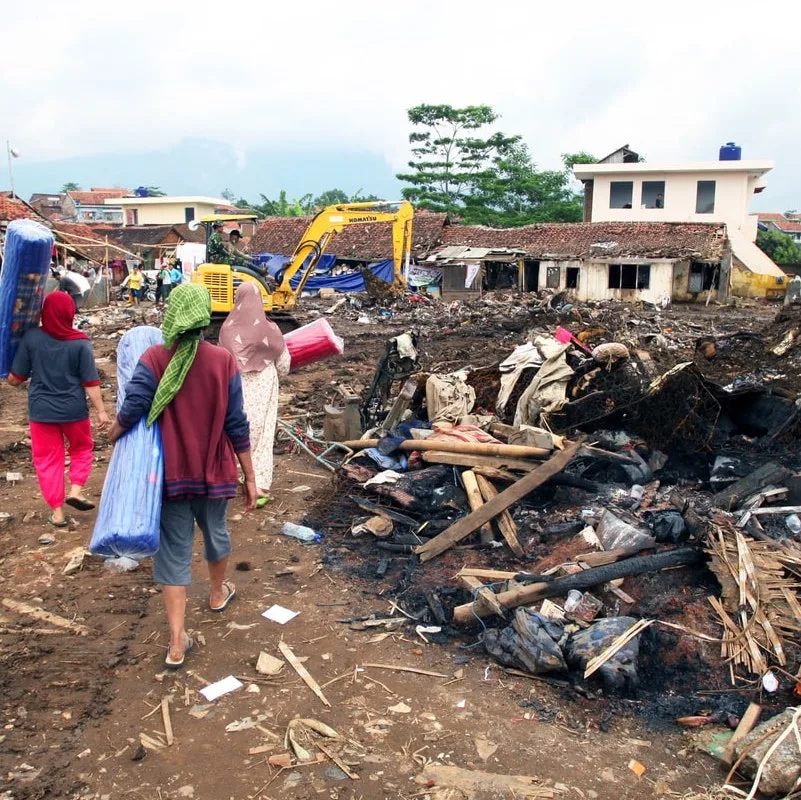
(461, 470, 494, 545)
(422, 451, 536, 472)
(415, 442, 581, 562)
(457, 575, 504, 619)
(342, 439, 551, 460)
(474, 473, 523, 556)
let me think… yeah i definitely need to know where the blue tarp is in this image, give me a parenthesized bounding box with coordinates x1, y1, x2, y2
(253, 253, 337, 279)
(293, 260, 394, 292)
(252, 254, 395, 293)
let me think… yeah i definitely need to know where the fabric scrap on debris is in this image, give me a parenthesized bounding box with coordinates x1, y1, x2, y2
(513, 337, 573, 427)
(426, 372, 476, 424)
(496, 343, 544, 415)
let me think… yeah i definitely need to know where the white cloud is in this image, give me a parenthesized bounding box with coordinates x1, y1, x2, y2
(1, 0, 799, 206)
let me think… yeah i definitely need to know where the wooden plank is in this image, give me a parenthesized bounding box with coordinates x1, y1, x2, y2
(721, 703, 760, 765)
(474, 474, 523, 556)
(359, 663, 449, 678)
(415, 442, 581, 562)
(343, 439, 551, 459)
(160, 697, 174, 746)
(2, 598, 88, 635)
(422, 451, 535, 472)
(278, 641, 331, 707)
(461, 470, 494, 545)
(752, 505, 801, 516)
(456, 567, 521, 580)
(457, 576, 504, 619)
(317, 742, 360, 780)
(472, 466, 521, 482)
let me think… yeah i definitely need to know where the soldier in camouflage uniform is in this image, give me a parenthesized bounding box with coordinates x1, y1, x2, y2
(206, 221, 230, 264)
(227, 230, 253, 268)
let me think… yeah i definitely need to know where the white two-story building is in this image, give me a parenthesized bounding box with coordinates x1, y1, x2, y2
(573, 146, 786, 299)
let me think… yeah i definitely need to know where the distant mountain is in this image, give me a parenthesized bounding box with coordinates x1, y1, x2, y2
(9, 138, 402, 204)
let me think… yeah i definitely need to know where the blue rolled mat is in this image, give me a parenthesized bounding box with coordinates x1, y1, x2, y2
(0, 219, 54, 377)
(90, 326, 165, 560)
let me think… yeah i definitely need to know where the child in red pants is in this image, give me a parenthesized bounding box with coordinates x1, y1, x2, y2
(8, 292, 109, 526)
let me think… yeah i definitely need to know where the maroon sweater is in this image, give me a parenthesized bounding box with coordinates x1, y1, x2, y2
(118, 341, 250, 500)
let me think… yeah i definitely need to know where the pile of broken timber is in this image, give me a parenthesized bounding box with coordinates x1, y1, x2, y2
(343, 439, 587, 562)
(706, 522, 801, 680)
(342, 438, 642, 564)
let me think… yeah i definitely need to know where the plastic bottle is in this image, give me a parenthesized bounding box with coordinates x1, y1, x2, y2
(281, 522, 322, 544)
(785, 514, 801, 535)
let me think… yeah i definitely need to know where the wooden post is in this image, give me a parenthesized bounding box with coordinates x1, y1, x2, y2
(461, 470, 494, 545)
(474, 474, 523, 556)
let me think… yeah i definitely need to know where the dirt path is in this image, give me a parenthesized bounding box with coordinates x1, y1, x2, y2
(2, 297, 787, 799)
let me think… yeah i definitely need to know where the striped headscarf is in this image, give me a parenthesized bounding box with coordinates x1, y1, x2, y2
(147, 283, 212, 426)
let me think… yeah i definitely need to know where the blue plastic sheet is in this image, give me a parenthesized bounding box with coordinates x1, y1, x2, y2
(0, 219, 54, 377)
(254, 252, 337, 279)
(90, 327, 165, 560)
(253, 254, 394, 292)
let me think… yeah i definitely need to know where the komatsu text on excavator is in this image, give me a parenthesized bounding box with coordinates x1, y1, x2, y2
(191, 201, 414, 323)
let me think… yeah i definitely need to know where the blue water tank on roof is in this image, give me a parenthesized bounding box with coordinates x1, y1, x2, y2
(134, 186, 149, 197)
(719, 142, 742, 161)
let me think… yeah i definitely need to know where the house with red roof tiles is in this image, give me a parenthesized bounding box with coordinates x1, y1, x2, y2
(62, 188, 129, 225)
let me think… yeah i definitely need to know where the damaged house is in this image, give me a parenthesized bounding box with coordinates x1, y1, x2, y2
(426, 221, 729, 303)
(573, 145, 786, 300)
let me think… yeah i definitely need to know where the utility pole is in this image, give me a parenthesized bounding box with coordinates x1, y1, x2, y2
(6, 140, 18, 198)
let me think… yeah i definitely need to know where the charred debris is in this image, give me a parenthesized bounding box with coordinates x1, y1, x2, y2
(287, 293, 801, 789)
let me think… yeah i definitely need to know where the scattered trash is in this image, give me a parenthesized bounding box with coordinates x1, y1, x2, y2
(256, 651, 285, 676)
(281, 522, 322, 543)
(262, 605, 300, 625)
(199, 676, 243, 702)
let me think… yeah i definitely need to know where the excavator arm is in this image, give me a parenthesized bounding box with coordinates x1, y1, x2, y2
(273, 200, 414, 307)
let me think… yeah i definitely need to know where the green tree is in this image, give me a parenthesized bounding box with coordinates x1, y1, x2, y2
(396, 104, 520, 214)
(145, 186, 167, 197)
(757, 228, 801, 264)
(221, 188, 237, 203)
(60, 182, 81, 192)
(561, 151, 597, 170)
(313, 189, 349, 207)
(462, 143, 587, 226)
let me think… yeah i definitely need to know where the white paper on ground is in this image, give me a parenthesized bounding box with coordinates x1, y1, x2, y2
(262, 604, 300, 625)
(200, 675, 243, 701)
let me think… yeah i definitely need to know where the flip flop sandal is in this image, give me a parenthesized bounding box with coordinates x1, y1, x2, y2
(209, 581, 237, 613)
(65, 496, 96, 511)
(48, 515, 69, 529)
(164, 637, 194, 670)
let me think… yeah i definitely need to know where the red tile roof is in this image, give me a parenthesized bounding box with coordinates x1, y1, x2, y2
(250, 212, 448, 260)
(0, 195, 39, 222)
(436, 221, 727, 261)
(69, 189, 130, 205)
(758, 213, 801, 233)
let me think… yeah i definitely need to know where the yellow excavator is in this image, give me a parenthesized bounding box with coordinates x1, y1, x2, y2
(191, 201, 414, 321)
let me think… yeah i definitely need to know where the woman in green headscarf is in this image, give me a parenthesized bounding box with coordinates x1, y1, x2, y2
(111, 283, 256, 669)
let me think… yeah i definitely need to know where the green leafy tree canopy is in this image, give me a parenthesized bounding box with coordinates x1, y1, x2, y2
(757, 228, 801, 265)
(60, 182, 81, 193)
(396, 104, 520, 214)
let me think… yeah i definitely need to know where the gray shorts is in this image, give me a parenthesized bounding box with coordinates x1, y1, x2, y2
(153, 498, 231, 586)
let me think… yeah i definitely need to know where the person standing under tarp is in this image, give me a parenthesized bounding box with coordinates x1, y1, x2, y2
(109, 284, 256, 669)
(7, 292, 110, 527)
(59, 265, 90, 310)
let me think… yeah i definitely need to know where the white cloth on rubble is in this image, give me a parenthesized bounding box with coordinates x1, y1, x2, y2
(393, 332, 417, 360)
(496, 342, 544, 415)
(426, 371, 476, 424)
(513, 336, 573, 427)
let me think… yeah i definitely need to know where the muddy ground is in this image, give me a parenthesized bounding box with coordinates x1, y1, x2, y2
(0, 295, 797, 800)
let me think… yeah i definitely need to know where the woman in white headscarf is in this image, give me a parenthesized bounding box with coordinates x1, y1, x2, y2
(219, 283, 290, 505)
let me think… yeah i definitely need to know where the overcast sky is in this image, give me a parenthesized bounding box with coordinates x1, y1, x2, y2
(2, 0, 799, 210)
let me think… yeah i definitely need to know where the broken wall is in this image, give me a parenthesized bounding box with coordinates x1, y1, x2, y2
(543, 259, 675, 304)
